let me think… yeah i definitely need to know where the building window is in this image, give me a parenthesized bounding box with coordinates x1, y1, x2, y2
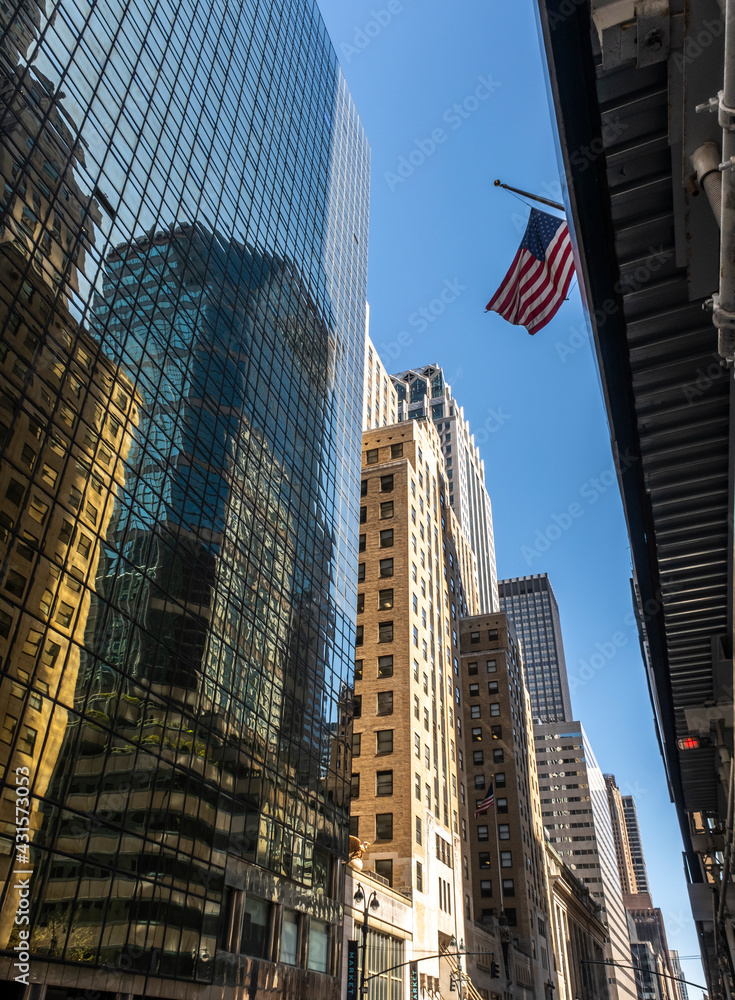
(351, 774, 360, 797)
(375, 813, 393, 841)
(366, 448, 379, 464)
(480, 880, 492, 898)
(359, 534, 366, 551)
(498, 824, 510, 840)
(377, 691, 394, 715)
(391, 443, 403, 458)
(416, 816, 422, 845)
(350, 816, 359, 837)
(378, 654, 393, 676)
(379, 529, 394, 548)
(473, 750, 484, 766)
(415, 772, 421, 799)
(470, 631, 480, 644)
(474, 774, 485, 789)
(477, 825, 489, 841)
(497, 798, 508, 813)
(380, 500, 394, 518)
(376, 730, 393, 754)
(500, 851, 512, 867)
(360, 506, 367, 523)
(1, 714, 17, 743)
(240, 896, 271, 959)
(471, 727, 482, 742)
(469, 683, 479, 697)
(488, 681, 498, 694)
(493, 748, 504, 763)
(413, 625, 419, 647)
(358, 563, 365, 582)
(355, 659, 363, 680)
(414, 695, 420, 720)
(352, 732, 361, 756)
(467, 661, 478, 675)
(374, 859, 393, 886)
(478, 852, 491, 869)
(414, 733, 421, 757)
(502, 877, 515, 895)
(470, 705, 481, 719)
(380, 475, 394, 492)
(361, 479, 368, 496)
(308, 920, 329, 972)
(355, 625, 363, 647)
(491, 726, 502, 740)
(378, 621, 394, 643)
(354, 695, 362, 718)
(281, 909, 300, 966)
(486, 659, 497, 672)
(356, 593, 364, 613)
(416, 861, 423, 892)
(379, 558, 394, 578)
(490, 703, 500, 717)
(376, 770, 393, 796)
(488, 629, 498, 641)
(496, 772, 506, 787)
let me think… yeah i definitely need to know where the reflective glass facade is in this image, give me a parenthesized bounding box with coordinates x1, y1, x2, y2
(0, 2, 368, 998)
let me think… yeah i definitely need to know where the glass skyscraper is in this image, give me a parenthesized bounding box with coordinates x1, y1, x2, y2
(0, 2, 369, 998)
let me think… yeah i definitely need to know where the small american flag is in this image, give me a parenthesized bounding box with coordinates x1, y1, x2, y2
(474, 782, 495, 818)
(486, 208, 574, 335)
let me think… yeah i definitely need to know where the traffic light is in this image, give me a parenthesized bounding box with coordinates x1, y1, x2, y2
(449, 972, 456, 991)
(491, 960, 500, 979)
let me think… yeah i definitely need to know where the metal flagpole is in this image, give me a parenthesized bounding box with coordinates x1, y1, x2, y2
(493, 179, 565, 213)
(491, 775, 504, 917)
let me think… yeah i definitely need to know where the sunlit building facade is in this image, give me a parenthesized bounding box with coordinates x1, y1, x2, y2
(0, 2, 369, 999)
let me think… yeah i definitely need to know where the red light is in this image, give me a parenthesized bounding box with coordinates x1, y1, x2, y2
(677, 736, 704, 750)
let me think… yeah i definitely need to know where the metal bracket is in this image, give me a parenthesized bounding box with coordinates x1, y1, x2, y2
(712, 294, 735, 330)
(635, 0, 670, 67)
(719, 90, 735, 132)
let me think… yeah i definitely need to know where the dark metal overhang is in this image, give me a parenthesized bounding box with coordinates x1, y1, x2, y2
(533, 0, 734, 896)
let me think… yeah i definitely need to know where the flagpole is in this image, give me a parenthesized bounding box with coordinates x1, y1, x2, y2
(493, 179, 564, 213)
(491, 773, 505, 916)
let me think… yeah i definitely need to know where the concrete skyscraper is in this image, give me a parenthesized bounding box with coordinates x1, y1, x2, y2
(499, 574, 573, 723)
(390, 364, 499, 614)
(605, 774, 639, 896)
(535, 723, 637, 1000)
(623, 793, 651, 895)
(0, 2, 369, 999)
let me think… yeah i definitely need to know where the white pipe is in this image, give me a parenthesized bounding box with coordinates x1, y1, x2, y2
(715, 0, 735, 360)
(691, 141, 723, 223)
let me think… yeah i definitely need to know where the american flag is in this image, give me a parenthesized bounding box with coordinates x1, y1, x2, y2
(486, 208, 574, 335)
(474, 782, 494, 818)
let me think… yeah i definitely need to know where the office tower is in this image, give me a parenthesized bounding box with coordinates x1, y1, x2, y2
(546, 841, 610, 1000)
(625, 896, 676, 1000)
(0, 3, 369, 999)
(364, 331, 398, 430)
(390, 364, 499, 613)
(669, 951, 689, 1000)
(535, 723, 637, 1000)
(457, 613, 556, 998)
(351, 418, 480, 996)
(605, 774, 639, 895)
(623, 794, 651, 894)
(499, 574, 573, 723)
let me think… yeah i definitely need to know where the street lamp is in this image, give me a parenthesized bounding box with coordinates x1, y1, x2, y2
(449, 935, 466, 1000)
(354, 882, 379, 997)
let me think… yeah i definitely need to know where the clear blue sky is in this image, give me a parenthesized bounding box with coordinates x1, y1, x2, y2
(316, 0, 706, 991)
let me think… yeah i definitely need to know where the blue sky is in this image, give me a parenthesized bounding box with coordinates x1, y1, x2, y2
(316, 0, 707, 992)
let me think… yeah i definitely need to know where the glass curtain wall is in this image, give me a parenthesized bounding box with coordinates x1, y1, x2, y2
(0, 1, 368, 997)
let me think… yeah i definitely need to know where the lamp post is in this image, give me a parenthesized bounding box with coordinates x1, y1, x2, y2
(354, 882, 379, 997)
(449, 936, 466, 1000)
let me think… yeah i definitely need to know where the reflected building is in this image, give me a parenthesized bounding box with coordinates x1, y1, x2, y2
(0, 1, 369, 999)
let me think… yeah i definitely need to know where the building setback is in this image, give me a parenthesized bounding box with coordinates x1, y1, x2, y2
(535, 723, 637, 1000)
(498, 574, 573, 723)
(390, 364, 499, 614)
(0, 1, 369, 998)
(605, 774, 639, 896)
